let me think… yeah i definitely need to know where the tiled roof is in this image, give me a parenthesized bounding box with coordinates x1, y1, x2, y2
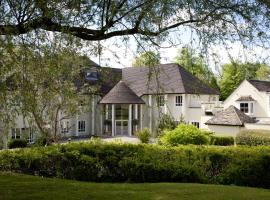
(236, 95, 255, 101)
(248, 80, 270, 92)
(75, 66, 122, 95)
(205, 105, 255, 126)
(122, 63, 219, 96)
(99, 81, 145, 104)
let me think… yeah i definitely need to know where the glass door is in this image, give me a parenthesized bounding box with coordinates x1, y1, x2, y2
(115, 105, 129, 136)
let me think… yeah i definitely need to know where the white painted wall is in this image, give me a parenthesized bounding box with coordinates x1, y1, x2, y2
(224, 80, 270, 118)
(140, 93, 219, 133)
(206, 125, 243, 137)
(245, 123, 270, 130)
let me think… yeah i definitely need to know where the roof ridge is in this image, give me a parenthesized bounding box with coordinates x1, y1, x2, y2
(176, 64, 187, 93)
(231, 106, 243, 125)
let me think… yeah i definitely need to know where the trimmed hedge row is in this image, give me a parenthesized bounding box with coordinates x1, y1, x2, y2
(236, 130, 270, 146)
(0, 142, 270, 188)
(210, 136, 234, 146)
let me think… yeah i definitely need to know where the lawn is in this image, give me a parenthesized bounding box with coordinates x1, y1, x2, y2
(0, 173, 269, 200)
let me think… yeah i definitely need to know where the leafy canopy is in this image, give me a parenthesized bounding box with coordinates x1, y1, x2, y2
(219, 62, 270, 99)
(175, 47, 219, 91)
(132, 51, 160, 67)
(0, 0, 269, 46)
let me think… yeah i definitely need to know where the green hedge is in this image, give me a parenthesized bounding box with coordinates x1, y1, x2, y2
(0, 142, 270, 188)
(210, 136, 234, 146)
(8, 139, 28, 149)
(236, 130, 270, 146)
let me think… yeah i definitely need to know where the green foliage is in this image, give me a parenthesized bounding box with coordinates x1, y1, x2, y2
(210, 136, 234, 146)
(174, 47, 219, 91)
(156, 114, 177, 136)
(219, 62, 270, 100)
(159, 124, 211, 146)
(132, 51, 160, 67)
(8, 139, 27, 149)
(0, 143, 270, 188)
(34, 136, 49, 147)
(136, 128, 151, 143)
(256, 64, 270, 81)
(236, 130, 270, 146)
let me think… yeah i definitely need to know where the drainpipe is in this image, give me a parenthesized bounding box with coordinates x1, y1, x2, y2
(112, 104, 115, 136)
(105, 104, 108, 132)
(91, 96, 95, 135)
(128, 104, 132, 136)
(149, 95, 152, 134)
(135, 104, 138, 132)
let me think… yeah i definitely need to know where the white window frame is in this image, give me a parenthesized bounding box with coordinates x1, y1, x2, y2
(157, 95, 165, 107)
(27, 128, 34, 143)
(191, 122, 200, 128)
(240, 102, 249, 113)
(11, 128, 21, 139)
(239, 102, 254, 115)
(175, 95, 183, 106)
(78, 120, 86, 132)
(61, 121, 70, 134)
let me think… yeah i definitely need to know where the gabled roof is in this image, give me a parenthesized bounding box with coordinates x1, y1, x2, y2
(248, 80, 270, 92)
(236, 95, 255, 101)
(99, 81, 145, 104)
(122, 63, 219, 96)
(205, 105, 255, 126)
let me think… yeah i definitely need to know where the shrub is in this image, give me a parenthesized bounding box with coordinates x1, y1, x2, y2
(210, 136, 234, 146)
(156, 114, 177, 136)
(159, 124, 211, 146)
(0, 143, 270, 188)
(136, 128, 150, 143)
(236, 130, 270, 146)
(0, 141, 270, 188)
(8, 139, 27, 149)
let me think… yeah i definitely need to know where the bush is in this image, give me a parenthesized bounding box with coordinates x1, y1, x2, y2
(236, 130, 270, 146)
(210, 136, 234, 146)
(159, 124, 211, 146)
(0, 142, 270, 188)
(136, 128, 150, 143)
(156, 114, 177, 135)
(8, 139, 27, 149)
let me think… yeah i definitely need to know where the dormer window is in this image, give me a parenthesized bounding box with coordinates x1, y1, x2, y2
(240, 102, 254, 115)
(236, 96, 255, 115)
(240, 103, 249, 113)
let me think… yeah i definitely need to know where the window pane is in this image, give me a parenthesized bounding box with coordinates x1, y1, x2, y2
(191, 122, 200, 128)
(157, 95, 164, 106)
(78, 121, 86, 132)
(176, 96, 182, 106)
(240, 103, 249, 113)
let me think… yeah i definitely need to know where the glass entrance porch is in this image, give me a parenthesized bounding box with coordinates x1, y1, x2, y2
(115, 105, 129, 135)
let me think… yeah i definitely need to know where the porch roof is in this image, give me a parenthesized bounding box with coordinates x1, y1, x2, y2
(205, 105, 256, 126)
(99, 80, 145, 104)
(236, 95, 255, 101)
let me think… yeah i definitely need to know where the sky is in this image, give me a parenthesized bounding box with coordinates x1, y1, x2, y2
(87, 30, 270, 74)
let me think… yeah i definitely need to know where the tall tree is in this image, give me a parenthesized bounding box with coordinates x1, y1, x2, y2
(219, 62, 270, 99)
(256, 64, 270, 80)
(175, 47, 219, 91)
(0, 43, 93, 143)
(132, 51, 160, 67)
(0, 0, 269, 45)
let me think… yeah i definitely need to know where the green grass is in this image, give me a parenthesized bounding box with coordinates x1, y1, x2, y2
(0, 173, 270, 200)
